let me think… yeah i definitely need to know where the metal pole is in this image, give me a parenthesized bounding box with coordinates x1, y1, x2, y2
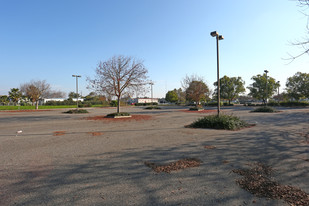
(264, 70, 268, 106)
(76, 77, 78, 109)
(151, 84, 153, 106)
(72, 75, 81, 109)
(216, 36, 220, 116)
(277, 81, 280, 103)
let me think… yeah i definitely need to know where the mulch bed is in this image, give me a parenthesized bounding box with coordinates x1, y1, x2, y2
(85, 115, 152, 122)
(144, 158, 202, 173)
(87, 132, 103, 136)
(53, 131, 66, 136)
(179, 109, 216, 113)
(204, 145, 216, 149)
(232, 162, 309, 206)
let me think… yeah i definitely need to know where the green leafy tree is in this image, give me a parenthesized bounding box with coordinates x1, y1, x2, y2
(0, 95, 9, 105)
(175, 88, 186, 104)
(186, 80, 210, 106)
(247, 74, 279, 105)
(286, 72, 309, 101)
(20, 80, 51, 109)
(8, 88, 22, 105)
(165, 90, 178, 103)
(213, 75, 245, 104)
(68, 92, 79, 100)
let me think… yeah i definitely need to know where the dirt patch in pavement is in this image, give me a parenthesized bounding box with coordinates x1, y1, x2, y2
(179, 109, 216, 113)
(233, 162, 309, 206)
(85, 115, 152, 122)
(53, 131, 66, 136)
(144, 158, 202, 173)
(87, 132, 103, 136)
(204, 145, 216, 149)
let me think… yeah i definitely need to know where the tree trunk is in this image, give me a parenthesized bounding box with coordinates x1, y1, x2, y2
(228, 99, 231, 105)
(117, 96, 120, 113)
(35, 101, 39, 110)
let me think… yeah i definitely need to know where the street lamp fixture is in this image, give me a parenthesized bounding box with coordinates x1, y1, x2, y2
(210, 31, 224, 116)
(72, 75, 81, 109)
(264, 70, 269, 105)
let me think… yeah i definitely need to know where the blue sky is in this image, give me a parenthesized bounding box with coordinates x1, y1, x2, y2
(0, 0, 308, 98)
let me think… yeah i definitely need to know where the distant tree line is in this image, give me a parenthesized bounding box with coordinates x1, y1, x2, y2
(164, 72, 309, 105)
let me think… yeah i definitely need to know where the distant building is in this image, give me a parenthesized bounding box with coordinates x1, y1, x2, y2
(40, 98, 83, 105)
(128, 98, 159, 104)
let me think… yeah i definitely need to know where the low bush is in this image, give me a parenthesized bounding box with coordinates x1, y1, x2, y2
(144, 106, 161, 110)
(188, 114, 250, 130)
(251, 106, 278, 113)
(223, 103, 234, 106)
(78, 103, 92, 108)
(106, 112, 131, 117)
(205, 102, 223, 106)
(189, 106, 204, 111)
(63, 109, 89, 114)
(134, 102, 158, 106)
(267, 102, 280, 106)
(280, 101, 309, 107)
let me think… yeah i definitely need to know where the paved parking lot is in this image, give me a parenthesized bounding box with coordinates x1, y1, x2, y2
(0, 106, 308, 205)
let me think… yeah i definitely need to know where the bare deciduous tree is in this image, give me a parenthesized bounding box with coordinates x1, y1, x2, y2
(20, 80, 51, 109)
(181, 74, 204, 91)
(87, 55, 148, 113)
(286, 0, 309, 61)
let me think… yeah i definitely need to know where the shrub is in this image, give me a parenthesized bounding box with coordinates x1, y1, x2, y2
(251, 106, 277, 113)
(106, 112, 131, 117)
(188, 114, 249, 130)
(144, 106, 161, 110)
(267, 102, 280, 106)
(280, 101, 309, 107)
(63, 109, 89, 114)
(223, 103, 234, 106)
(109, 100, 118, 107)
(135, 102, 158, 106)
(205, 102, 223, 106)
(78, 103, 92, 108)
(189, 106, 204, 111)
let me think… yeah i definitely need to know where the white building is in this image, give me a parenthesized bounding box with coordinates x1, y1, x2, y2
(128, 98, 159, 104)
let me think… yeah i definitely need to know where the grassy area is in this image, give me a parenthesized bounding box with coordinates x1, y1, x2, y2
(0, 105, 77, 110)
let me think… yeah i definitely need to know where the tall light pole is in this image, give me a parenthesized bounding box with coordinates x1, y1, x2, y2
(211, 31, 224, 116)
(277, 81, 280, 103)
(264, 70, 269, 106)
(149, 82, 154, 106)
(72, 75, 81, 109)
